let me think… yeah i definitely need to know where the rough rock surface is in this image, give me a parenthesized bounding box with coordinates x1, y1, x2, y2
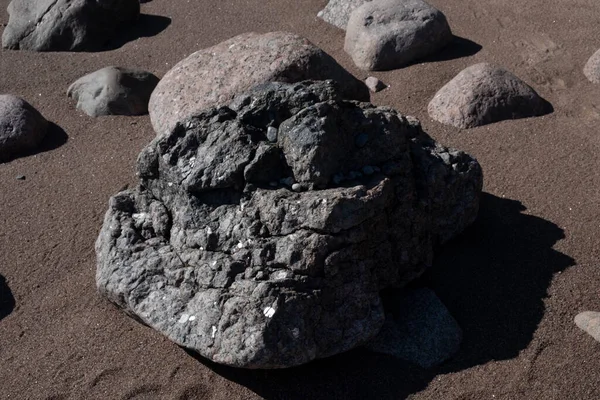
(583, 49, 600, 84)
(575, 311, 600, 342)
(67, 67, 160, 117)
(344, 0, 452, 71)
(148, 31, 369, 136)
(428, 63, 551, 128)
(317, 0, 370, 30)
(0, 94, 48, 162)
(96, 80, 482, 369)
(1, 0, 140, 51)
(365, 288, 462, 368)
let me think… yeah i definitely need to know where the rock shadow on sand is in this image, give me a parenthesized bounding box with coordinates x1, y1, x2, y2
(421, 35, 482, 63)
(0, 122, 68, 164)
(0, 275, 15, 321)
(103, 14, 171, 51)
(184, 193, 574, 399)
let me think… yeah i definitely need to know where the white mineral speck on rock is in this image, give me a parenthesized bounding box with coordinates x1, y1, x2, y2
(263, 307, 276, 318)
(211, 325, 217, 338)
(189, 315, 196, 321)
(178, 313, 190, 323)
(237, 241, 244, 249)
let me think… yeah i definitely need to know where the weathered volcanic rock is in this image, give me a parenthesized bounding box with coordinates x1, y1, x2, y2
(96, 80, 482, 369)
(428, 63, 551, 128)
(148, 32, 369, 136)
(365, 288, 462, 368)
(317, 0, 370, 30)
(67, 67, 160, 117)
(344, 0, 452, 71)
(1, 0, 140, 51)
(0, 94, 48, 162)
(583, 49, 600, 84)
(575, 311, 600, 342)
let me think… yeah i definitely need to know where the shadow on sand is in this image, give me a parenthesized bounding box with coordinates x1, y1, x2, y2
(0, 122, 68, 164)
(0, 275, 15, 321)
(186, 193, 574, 399)
(422, 35, 482, 63)
(104, 14, 171, 50)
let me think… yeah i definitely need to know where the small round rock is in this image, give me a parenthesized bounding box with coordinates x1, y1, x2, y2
(584, 49, 600, 84)
(365, 77, 387, 93)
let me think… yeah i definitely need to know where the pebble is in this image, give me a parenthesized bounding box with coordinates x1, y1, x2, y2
(267, 126, 278, 142)
(16, 175, 26, 180)
(365, 77, 387, 93)
(355, 133, 369, 148)
(575, 311, 600, 342)
(291, 183, 305, 192)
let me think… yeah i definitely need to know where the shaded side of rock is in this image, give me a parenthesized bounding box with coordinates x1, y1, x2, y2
(148, 31, 369, 136)
(96, 80, 482, 369)
(428, 63, 552, 128)
(67, 67, 160, 117)
(583, 49, 600, 84)
(344, 0, 452, 71)
(0, 94, 48, 162)
(317, 0, 370, 30)
(365, 288, 462, 368)
(575, 311, 600, 342)
(1, 0, 140, 51)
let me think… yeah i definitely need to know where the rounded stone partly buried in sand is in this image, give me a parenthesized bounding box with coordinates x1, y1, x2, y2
(148, 31, 370, 136)
(1, 0, 140, 51)
(575, 311, 600, 342)
(344, 0, 452, 71)
(583, 49, 600, 84)
(428, 63, 551, 128)
(67, 67, 160, 117)
(0, 94, 48, 162)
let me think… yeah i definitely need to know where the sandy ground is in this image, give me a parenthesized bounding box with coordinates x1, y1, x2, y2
(1, 0, 600, 399)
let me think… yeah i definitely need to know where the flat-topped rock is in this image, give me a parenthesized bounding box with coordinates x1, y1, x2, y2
(428, 63, 551, 128)
(97, 80, 483, 369)
(148, 31, 369, 136)
(68, 67, 160, 117)
(2, 0, 140, 51)
(344, 0, 452, 71)
(0, 95, 48, 162)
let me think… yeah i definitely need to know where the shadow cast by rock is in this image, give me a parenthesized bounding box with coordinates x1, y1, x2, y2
(421, 35, 482, 63)
(103, 14, 171, 50)
(0, 122, 68, 164)
(182, 193, 573, 399)
(0, 275, 15, 321)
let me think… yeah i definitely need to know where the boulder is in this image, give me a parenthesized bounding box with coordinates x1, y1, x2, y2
(317, 0, 370, 30)
(344, 0, 452, 71)
(1, 0, 140, 51)
(148, 32, 369, 136)
(67, 67, 160, 117)
(575, 311, 600, 342)
(428, 63, 551, 128)
(365, 288, 462, 368)
(583, 49, 600, 84)
(96, 80, 482, 369)
(0, 95, 48, 162)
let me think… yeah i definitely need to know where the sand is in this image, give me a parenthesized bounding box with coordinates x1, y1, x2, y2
(1, 0, 600, 399)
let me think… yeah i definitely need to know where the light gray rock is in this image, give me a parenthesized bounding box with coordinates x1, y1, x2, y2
(365, 288, 462, 368)
(344, 0, 452, 71)
(96, 80, 482, 369)
(67, 67, 160, 117)
(428, 63, 551, 128)
(317, 0, 370, 30)
(148, 31, 369, 136)
(2, 0, 139, 51)
(0, 95, 48, 162)
(575, 311, 600, 342)
(365, 76, 387, 92)
(584, 49, 600, 84)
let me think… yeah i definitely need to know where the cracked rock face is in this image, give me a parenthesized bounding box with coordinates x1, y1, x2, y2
(96, 80, 482, 369)
(2, 0, 140, 51)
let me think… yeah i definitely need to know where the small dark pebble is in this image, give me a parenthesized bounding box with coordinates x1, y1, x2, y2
(16, 175, 26, 180)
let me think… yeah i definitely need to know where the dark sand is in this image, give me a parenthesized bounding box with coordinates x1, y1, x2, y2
(1, 0, 600, 398)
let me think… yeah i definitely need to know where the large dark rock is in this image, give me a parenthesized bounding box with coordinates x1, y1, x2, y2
(1, 0, 140, 51)
(0, 94, 48, 162)
(67, 66, 159, 117)
(428, 63, 551, 128)
(148, 32, 369, 136)
(96, 80, 482, 369)
(344, 0, 452, 71)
